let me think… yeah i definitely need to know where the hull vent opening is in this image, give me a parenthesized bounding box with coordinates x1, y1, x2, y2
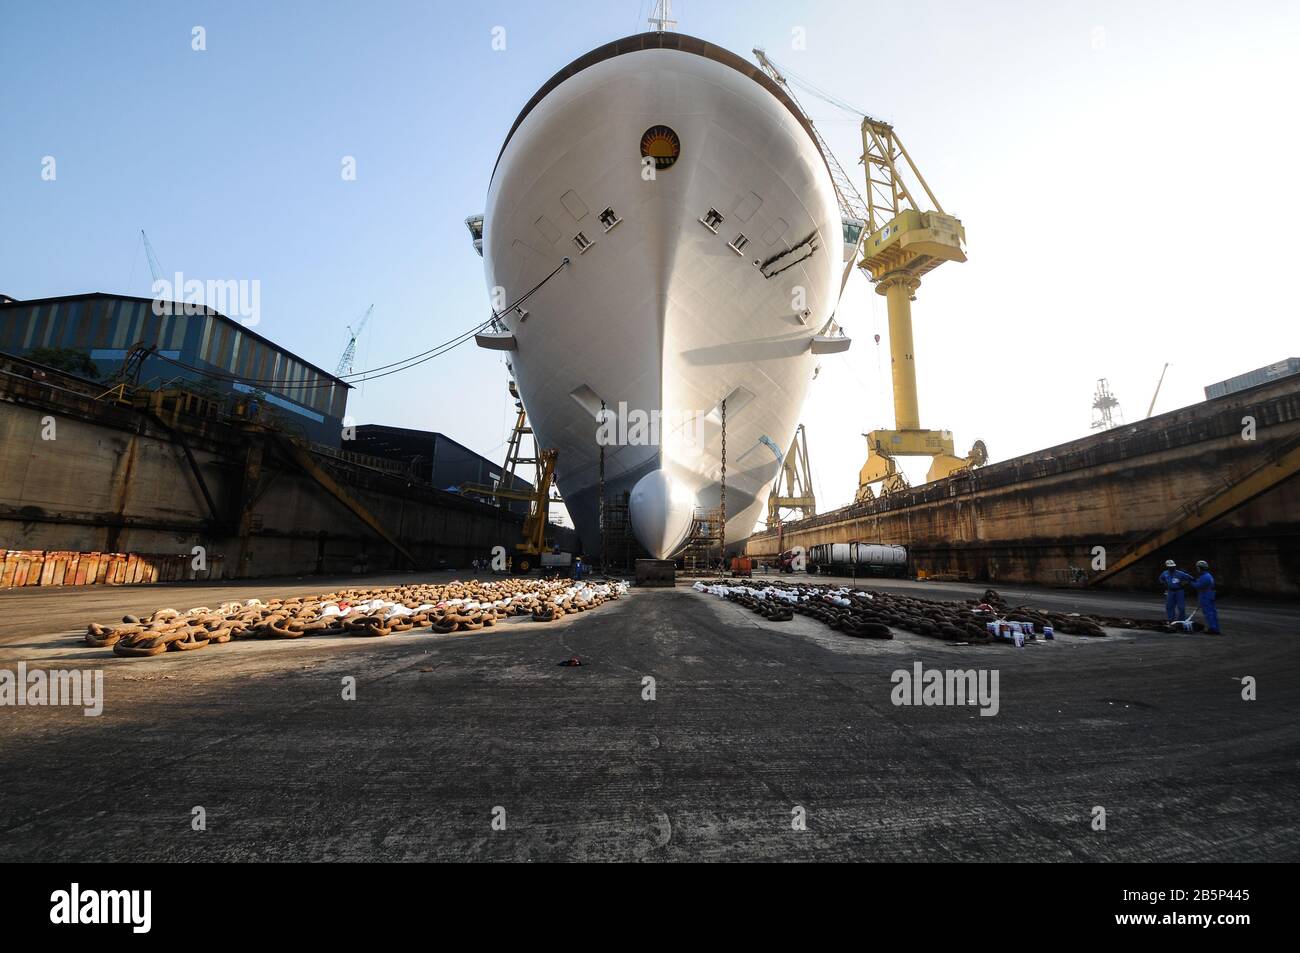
(599, 207, 622, 233)
(573, 232, 595, 254)
(699, 208, 724, 234)
(760, 234, 817, 279)
(728, 234, 750, 256)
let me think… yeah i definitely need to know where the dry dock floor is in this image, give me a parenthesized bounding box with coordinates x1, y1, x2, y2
(1, 572, 1297, 861)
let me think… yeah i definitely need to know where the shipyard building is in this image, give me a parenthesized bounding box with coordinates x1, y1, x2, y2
(352, 424, 534, 514)
(1204, 358, 1300, 399)
(0, 292, 349, 444)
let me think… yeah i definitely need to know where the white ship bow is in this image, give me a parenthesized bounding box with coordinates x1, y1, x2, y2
(482, 33, 843, 558)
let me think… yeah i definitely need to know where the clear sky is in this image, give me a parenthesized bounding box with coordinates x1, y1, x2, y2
(4, 0, 1298, 528)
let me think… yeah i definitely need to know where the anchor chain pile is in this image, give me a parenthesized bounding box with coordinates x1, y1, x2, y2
(694, 580, 1170, 643)
(83, 577, 630, 658)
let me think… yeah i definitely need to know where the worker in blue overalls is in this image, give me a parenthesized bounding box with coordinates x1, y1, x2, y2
(1157, 559, 1194, 622)
(1192, 560, 1221, 634)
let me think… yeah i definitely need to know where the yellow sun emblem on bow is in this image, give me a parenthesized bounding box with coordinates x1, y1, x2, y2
(640, 125, 680, 170)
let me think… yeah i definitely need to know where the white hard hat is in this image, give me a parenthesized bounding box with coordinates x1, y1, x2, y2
(1165, 559, 1176, 567)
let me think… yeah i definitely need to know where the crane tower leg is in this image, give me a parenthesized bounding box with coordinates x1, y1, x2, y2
(857, 267, 985, 498)
(881, 272, 921, 431)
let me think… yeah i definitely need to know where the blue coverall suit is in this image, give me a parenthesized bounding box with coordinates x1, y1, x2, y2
(1158, 569, 1194, 621)
(1193, 571, 1220, 633)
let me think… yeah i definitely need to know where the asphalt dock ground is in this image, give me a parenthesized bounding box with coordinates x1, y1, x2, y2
(1, 571, 1296, 862)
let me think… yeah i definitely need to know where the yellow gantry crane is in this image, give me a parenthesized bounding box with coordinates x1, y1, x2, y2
(766, 423, 817, 528)
(856, 118, 982, 495)
(752, 52, 987, 501)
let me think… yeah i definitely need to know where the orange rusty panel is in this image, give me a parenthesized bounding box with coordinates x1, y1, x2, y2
(0, 548, 229, 588)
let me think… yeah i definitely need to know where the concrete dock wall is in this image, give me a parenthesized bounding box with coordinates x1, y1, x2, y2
(1, 361, 565, 581)
(746, 377, 1300, 597)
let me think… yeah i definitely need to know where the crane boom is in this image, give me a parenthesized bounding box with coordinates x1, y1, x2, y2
(753, 49, 868, 228)
(335, 304, 374, 377)
(1146, 363, 1171, 418)
(749, 53, 950, 237)
(140, 230, 165, 284)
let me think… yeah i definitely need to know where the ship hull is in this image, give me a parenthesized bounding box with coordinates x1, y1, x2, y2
(483, 33, 841, 558)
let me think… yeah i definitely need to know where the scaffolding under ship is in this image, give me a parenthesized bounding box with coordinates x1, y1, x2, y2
(475, 31, 852, 559)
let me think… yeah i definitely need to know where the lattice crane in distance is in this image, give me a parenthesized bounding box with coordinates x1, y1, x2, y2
(336, 305, 374, 377)
(140, 229, 166, 285)
(1091, 378, 1123, 430)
